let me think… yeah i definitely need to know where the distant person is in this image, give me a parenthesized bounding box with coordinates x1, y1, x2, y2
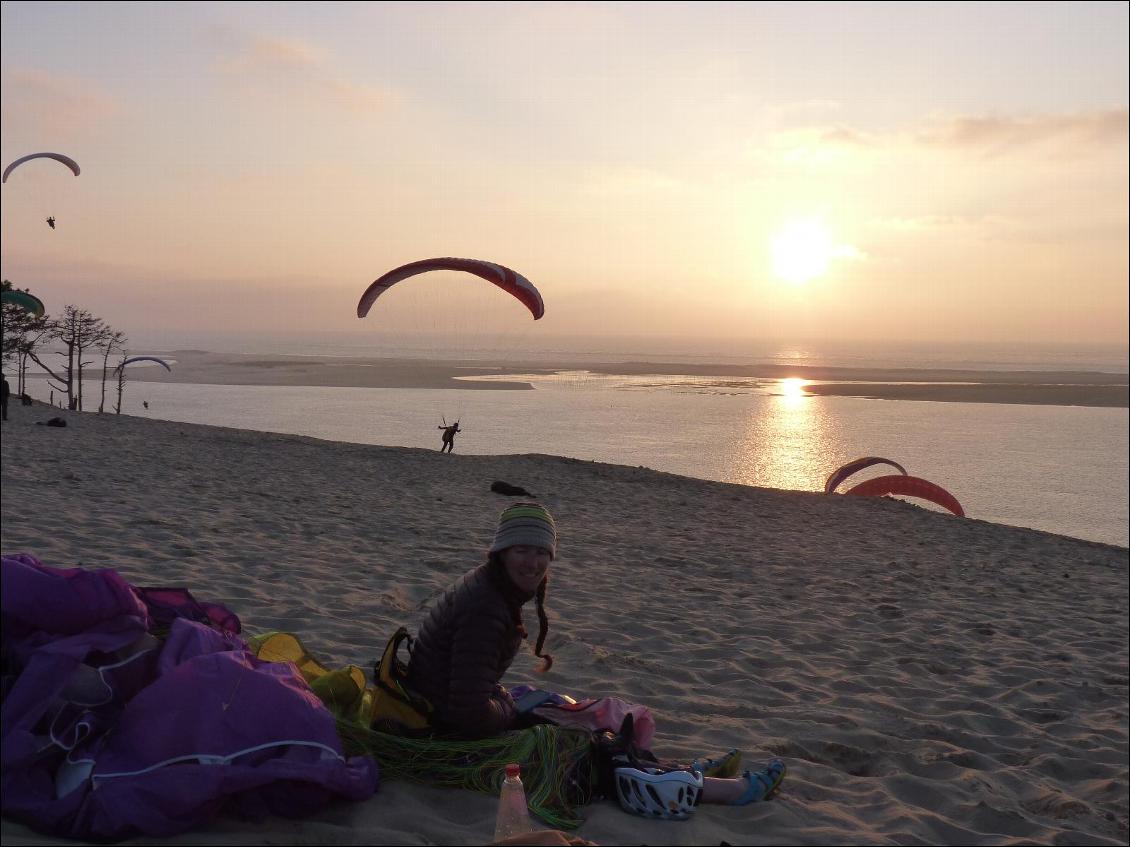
(1, 375, 10, 421)
(143, 401, 149, 410)
(438, 420, 461, 453)
(46, 216, 56, 230)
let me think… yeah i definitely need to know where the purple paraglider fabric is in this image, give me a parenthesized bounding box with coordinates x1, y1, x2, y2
(134, 585, 242, 634)
(0, 553, 379, 841)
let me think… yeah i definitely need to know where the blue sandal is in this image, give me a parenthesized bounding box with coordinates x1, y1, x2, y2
(691, 748, 742, 778)
(729, 759, 787, 805)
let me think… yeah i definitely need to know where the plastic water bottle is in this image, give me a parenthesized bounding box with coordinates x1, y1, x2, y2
(493, 762, 535, 841)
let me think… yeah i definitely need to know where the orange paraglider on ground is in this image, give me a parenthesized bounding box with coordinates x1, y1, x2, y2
(843, 474, 965, 517)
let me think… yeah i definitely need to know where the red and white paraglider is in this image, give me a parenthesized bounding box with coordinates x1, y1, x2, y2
(357, 257, 544, 445)
(357, 258, 544, 321)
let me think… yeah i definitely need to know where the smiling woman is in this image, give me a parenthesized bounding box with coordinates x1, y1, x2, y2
(770, 218, 834, 284)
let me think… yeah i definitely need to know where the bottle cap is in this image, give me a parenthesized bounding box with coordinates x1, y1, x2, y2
(505, 763, 521, 778)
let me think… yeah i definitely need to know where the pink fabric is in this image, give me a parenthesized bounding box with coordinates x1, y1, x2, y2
(533, 697, 656, 748)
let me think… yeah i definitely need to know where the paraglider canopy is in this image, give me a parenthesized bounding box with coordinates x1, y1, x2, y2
(114, 356, 172, 373)
(825, 457, 908, 494)
(843, 474, 964, 517)
(1, 289, 46, 318)
(357, 258, 544, 321)
(2, 152, 81, 183)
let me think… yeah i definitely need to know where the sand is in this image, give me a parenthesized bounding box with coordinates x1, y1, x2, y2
(1, 400, 1127, 846)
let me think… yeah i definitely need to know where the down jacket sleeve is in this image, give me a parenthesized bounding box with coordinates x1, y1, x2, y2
(405, 563, 526, 739)
(445, 609, 518, 736)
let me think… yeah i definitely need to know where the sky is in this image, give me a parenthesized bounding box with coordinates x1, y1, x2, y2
(2, 1, 1128, 351)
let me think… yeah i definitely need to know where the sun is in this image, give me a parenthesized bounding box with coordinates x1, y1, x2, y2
(770, 218, 834, 284)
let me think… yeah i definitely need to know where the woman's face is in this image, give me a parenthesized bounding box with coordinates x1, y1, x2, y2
(501, 545, 551, 594)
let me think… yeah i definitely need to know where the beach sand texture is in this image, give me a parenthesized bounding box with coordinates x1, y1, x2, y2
(2, 404, 1127, 846)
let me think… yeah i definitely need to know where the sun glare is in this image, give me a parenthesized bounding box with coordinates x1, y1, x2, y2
(770, 219, 834, 284)
(778, 378, 809, 399)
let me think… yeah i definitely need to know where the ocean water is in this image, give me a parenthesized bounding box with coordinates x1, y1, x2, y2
(128, 330, 1130, 374)
(103, 371, 1128, 548)
(17, 335, 1127, 546)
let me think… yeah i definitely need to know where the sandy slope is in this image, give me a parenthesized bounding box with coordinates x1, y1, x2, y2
(2, 402, 1127, 845)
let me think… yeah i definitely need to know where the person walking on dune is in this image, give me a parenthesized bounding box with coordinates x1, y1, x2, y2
(438, 420, 461, 453)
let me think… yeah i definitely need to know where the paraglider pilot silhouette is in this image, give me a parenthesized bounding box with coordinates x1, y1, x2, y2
(438, 419, 461, 453)
(2, 153, 79, 232)
(354, 258, 542, 460)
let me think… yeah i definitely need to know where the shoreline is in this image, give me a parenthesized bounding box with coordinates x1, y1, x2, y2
(24, 350, 1129, 407)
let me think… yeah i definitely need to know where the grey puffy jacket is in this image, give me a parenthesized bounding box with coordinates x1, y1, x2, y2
(405, 560, 533, 738)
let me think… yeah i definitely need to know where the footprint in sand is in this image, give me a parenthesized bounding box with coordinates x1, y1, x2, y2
(1015, 707, 1068, 724)
(822, 741, 887, 777)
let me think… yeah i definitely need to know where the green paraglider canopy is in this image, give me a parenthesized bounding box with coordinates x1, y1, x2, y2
(1, 289, 46, 318)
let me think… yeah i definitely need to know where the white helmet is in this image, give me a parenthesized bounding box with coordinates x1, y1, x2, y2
(613, 767, 703, 820)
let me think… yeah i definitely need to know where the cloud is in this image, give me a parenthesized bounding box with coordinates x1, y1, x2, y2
(0, 68, 121, 138)
(215, 35, 394, 115)
(864, 211, 1130, 248)
(914, 109, 1128, 155)
(760, 124, 880, 172)
(817, 126, 874, 147)
(761, 109, 1127, 174)
(221, 36, 325, 72)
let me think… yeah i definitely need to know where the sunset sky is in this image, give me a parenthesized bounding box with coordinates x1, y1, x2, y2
(2, 1, 1127, 349)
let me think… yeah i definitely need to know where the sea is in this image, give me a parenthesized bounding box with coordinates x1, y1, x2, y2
(23, 334, 1130, 548)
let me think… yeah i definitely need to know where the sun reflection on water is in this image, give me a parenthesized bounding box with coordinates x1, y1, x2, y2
(727, 379, 832, 491)
(778, 377, 809, 402)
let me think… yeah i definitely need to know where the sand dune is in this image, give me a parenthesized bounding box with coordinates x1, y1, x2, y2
(2, 402, 1127, 845)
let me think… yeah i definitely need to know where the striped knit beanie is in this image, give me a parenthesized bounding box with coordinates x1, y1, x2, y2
(489, 502, 557, 559)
